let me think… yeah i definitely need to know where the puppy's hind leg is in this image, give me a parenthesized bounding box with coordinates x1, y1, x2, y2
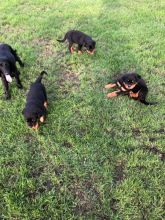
(10, 47, 24, 67)
(69, 42, 74, 54)
(107, 90, 121, 98)
(14, 67, 23, 89)
(78, 44, 83, 54)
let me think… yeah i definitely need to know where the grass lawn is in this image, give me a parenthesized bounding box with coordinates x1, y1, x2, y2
(0, 0, 165, 219)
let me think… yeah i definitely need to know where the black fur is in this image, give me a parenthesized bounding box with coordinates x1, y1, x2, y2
(107, 72, 156, 105)
(22, 71, 48, 129)
(57, 30, 96, 54)
(0, 43, 24, 99)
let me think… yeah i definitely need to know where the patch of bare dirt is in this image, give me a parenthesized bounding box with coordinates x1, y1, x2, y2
(143, 145, 165, 161)
(70, 178, 101, 216)
(113, 160, 125, 184)
(54, 165, 65, 176)
(32, 37, 55, 57)
(28, 166, 45, 178)
(132, 128, 141, 136)
(62, 140, 73, 148)
(57, 71, 80, 87)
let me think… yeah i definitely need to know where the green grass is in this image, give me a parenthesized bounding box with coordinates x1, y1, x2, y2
(0, 0, 165, 219)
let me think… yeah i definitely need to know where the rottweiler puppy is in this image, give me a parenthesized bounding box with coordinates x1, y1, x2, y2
(22, 71, 48, 130)
(57, 30, 96, 54)
(105, 72, 156, 105)
(0, 43, 24, 99)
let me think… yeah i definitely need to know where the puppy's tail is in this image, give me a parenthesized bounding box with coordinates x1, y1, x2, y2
(57, 34, 67, 43)
(140, 99, 157, 105)
(35, 71, 47, 83)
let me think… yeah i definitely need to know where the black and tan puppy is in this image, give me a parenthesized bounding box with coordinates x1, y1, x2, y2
(0, 43, 24, 99)
(57, 30, 96, 54)
(105, 72, 156, 105)
(23, 71, 48, 130)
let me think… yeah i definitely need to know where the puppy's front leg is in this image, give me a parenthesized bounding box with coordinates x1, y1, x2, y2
(105, 83, 117, 89)
(10, 47, 24, 67)
(78, 44, 83, 54)
(69, 42, 74, 54)
(1, 75, 10, 99)
(107, 90, 121, 98)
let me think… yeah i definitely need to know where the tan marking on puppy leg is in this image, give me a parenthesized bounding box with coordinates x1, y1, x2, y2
(129, 91, 139, 98)
(87, 50, 94, 55)
(105, 83, 116, 89)
(70, 47, 74, 54)
(120, 86, 127, 91)
(78, 50, 82, 55)
(40, 116, 45, 123)
(44, 101, 48, 109)
(107, 91, 119, 98)
(32, 122, 39, 130)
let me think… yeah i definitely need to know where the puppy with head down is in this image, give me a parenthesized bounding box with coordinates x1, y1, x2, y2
(105, 72, 156, 105)
(57, 30, 96, 55)
(0, 43, 24, 99)
(23, 71, 48, 130)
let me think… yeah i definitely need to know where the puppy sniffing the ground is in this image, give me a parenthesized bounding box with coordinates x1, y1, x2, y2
(105, 72, 156, 105)
(0, 43, 24, 99)
(23, 71, 48, 130)
(57, 30, 96, 54)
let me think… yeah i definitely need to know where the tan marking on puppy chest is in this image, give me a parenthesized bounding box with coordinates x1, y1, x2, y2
(105, 83, 116, 89)
(40, 116, 45, 123)
(44, 101, 48, 109)
(123, 82, 137, 90)
(107, 91, 119, 98)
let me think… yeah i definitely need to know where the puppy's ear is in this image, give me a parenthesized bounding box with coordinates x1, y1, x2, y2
(136, 74, 141, 79)
(93, 41, 96, 46)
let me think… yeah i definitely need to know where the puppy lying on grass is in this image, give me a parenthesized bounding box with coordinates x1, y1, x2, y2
(105, 72, 156, 105)
(0, 43, 24, 99)
(23, 71, 48, 130)
(57, 30, 96, 54)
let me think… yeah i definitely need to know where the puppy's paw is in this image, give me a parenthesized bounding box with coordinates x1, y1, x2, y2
(78, 50, 82, 55)
(44, 101, 48, 109)
(32, 123, 39, 130)
(129, 91, 139, 98)
(40, 116, 45, 123)
(70, 47, 74, 54)
(107, 92, 118, 98)
(105, 83, 116, 89)
(87, 49, 95, 55)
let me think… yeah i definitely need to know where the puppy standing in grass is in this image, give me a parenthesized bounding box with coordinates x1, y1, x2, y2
(23, 71, 48, 130)
(0, 43, 24, 99)
(57, 30, 96, 54)
(105, 72, 156, 105)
